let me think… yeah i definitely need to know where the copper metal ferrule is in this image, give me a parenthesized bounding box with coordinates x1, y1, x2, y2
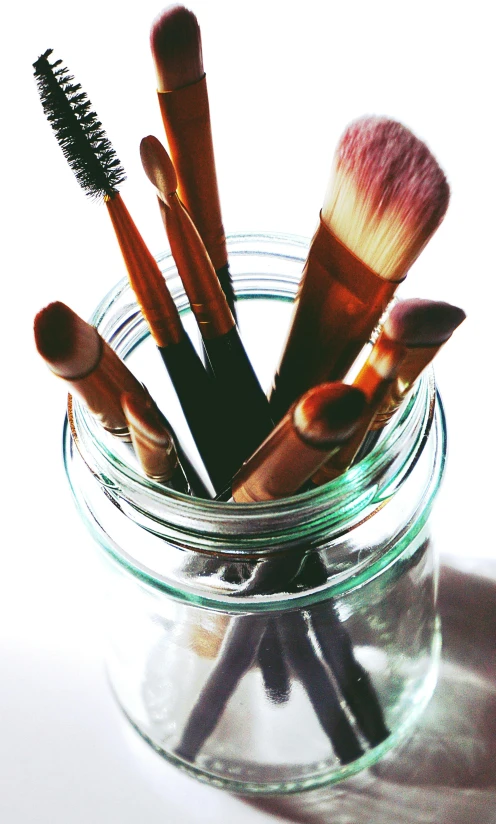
(158, 194, 234, 340)
(157, 75, 227, 272)
(232, 410, 340, 503)
(67, 335, 146, 436)
(128, 425, 179, 482)
(312, 334, 408, 484)
(269, 217, 404, 420)
(370, 343, 441, 429)
(105, 193, 184, 348)
(123, 393, 181, 482)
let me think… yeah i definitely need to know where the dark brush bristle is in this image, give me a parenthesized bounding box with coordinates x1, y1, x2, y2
(293, 384, 367, 448)
(34, 301, 76, 361)
(33, 49, 126, 200)
(150, 6, 203, 90)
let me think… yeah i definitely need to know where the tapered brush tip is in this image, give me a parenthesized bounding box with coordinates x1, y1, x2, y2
(293, 383, 367, 448)
(323, 116, 450, 279)
(34, 301, 101, 378)
(150, 5, 203, 91)
(140, 135, 177, 198)
(384, 298, 466, 347)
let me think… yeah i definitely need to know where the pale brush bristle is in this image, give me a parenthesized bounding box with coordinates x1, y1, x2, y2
(322, 117, 450, 280)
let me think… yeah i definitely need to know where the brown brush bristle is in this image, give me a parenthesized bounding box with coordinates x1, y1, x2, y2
(34, 302, 77, 362)
(34, 301, 101, 378)
(150, 5, 203, 91)
(322, 116, 450, 280)
(384, 298, 466, 346)
(293, 384, 367, 448)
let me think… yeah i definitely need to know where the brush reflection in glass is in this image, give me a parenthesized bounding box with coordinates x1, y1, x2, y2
(176, 383, 374, 765)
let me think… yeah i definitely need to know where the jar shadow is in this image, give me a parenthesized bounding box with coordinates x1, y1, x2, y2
(239, 564, 496, 823)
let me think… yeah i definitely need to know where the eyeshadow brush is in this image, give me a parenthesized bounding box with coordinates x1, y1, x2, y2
(34, 301, 148, 440)
(140, 134, 274, 475)
(313, 298, 466, 485)
(150, 5, 236, 318)
(355, 299, 466, 461)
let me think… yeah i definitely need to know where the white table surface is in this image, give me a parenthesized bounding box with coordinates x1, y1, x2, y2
(2, 1, 495, 821)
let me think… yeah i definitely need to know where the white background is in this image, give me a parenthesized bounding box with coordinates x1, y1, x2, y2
(1, 1, 495, 822)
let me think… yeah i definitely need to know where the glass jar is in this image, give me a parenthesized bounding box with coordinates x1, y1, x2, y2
(63, 233, 446, 794)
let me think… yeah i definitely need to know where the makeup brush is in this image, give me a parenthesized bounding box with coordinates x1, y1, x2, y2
(269, 116, 450, 422)
(356, 298, 466, 458)
(150, 5, 236, 318)
(232, 383, 366, 502)
(313, 298, 465, 485)
(176, 384, 368, 764)
(140, 135, 274, 474)
(34, 301, 146, 438)
(33, 49, 232, 494)
(121, 391, 190, 493)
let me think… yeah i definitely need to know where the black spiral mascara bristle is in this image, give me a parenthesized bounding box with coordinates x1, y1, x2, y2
(33, 49, 126, 200)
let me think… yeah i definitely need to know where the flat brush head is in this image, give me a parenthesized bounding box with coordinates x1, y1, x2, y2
(293, 384, 367, 448)
(34, 301, 101, 378)
(150, 5, 203, 91)
(140, 135, 177, 200)
(323, 116, 450, 280)
(384, 298, 466, 346)
(33, 49, 126, 200)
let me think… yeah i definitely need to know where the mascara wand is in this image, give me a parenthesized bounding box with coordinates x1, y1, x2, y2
(33, 49, 232, 494)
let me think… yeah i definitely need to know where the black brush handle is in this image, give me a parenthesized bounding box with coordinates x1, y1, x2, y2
(300, 554, 389, 747)
(202, 263, 238, 379)
(175, 614, 265, 762)
(216, 263, 237, 322)
(204, 326, 274, 475)
(175, 553, 362, 763)
(277, 611, 364, 764)
(257, 618, 291, 705)
(157, 411, 210, 499)
(157, 337, 232, 494)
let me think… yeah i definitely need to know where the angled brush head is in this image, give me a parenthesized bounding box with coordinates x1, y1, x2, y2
(322, 116, 450, 280)
(33, 49, 126, 200)
(150, 5, 203, 92)
(140, 135, 177, 202)
(34, 301, 101, 379)
(384, 298, 466, 347)
(293, 383, 367, 448)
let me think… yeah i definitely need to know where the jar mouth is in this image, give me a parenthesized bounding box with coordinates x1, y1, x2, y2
(64, 232, 445, 556)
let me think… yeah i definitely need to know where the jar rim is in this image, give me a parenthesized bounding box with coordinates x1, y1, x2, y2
(63, 232, 447, 602)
